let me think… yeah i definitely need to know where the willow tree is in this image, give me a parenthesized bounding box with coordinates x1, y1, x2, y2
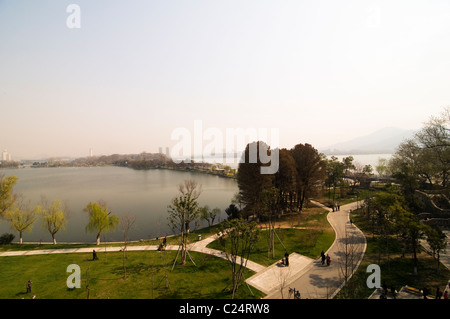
(0, 175, 18, 218)
(84, 201, 119, 245)
(39, 199, 69, 244)
(6, 199, 40, 244)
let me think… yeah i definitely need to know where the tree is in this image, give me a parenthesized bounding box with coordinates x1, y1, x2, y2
(237, 141, 274, 218)
(375, 158, 389, 177)
(260, 186, 280, 258)
(325, 156, 345, 205)
(120, 213, 136, 279)
(218, 218, 260, 299)
(0, 175, 18, 218)
(225, 204, 241, 220)
(273, 149, 296, 212)
(84, 201, 119, 245)
(425, 225, 447, 274)
(389, 107, 449, 192)
(290, 143, 326, 211)
(39, 198, 69, 244)
(415, 106, 449, 188)
(167, 180, 202, 266)
(397, 210, 426, 275)
(6, 198, 40, 244)
(200, 205, 220, 227)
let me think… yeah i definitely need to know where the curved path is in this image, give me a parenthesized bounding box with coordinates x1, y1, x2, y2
(0, 201, 366, 299)
(264, 200, 366, 299)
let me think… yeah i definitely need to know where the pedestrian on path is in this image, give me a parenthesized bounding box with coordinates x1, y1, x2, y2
(326, 254, 331, 266)
(321, 250, 325, 265)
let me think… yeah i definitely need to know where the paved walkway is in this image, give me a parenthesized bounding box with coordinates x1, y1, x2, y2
(264, 201, 366, 299)
(419, 229, 450, 271)
(0, 201, 366, 299)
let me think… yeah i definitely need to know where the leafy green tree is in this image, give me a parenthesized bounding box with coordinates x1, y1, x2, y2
(396, 209, 427, 275)
(199, 205, 220, 227)
(325, 156, 345, 204)
(237, 141, 274, 218)
(0, 175, 18, 218)
(425, 225, 447, 274)
(84, 201, 119, 245)
(225, 204, 241, 220)
(6, 199, 40, 244)
(273, 148, 297, 212)
(290, 143, 326, 211)
(39, 199, 69, 244)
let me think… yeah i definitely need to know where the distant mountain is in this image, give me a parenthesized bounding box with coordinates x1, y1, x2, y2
(320, 127, 416, 155)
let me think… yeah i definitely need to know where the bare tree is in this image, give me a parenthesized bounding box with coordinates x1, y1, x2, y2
(218, 218, 260, 299)
(120, 213, 136, 279)
(337, 226, 360, 298)
(168, 180, 202, 266)
(277, 266, 291, 299)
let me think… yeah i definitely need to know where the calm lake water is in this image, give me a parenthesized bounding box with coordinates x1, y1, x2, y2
(0, 167, 238, 243)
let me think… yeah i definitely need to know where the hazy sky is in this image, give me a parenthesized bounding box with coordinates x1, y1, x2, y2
(1, 0, 449, 159)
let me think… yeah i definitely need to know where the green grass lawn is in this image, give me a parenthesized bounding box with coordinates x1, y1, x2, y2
(334, 208, 450, 299)
(0, 204, 335, 299)
(207, 206, 335, 267)
(0, 250, 264, 299)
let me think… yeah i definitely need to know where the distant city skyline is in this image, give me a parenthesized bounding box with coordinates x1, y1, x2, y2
(1, 1, 449, 159)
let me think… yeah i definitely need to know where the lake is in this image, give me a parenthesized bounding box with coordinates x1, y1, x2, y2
(0, 166, 238, 243)
(0, 153, 390, 243)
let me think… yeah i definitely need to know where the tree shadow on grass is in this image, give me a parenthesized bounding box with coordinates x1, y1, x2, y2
(15, 291, 29, 297)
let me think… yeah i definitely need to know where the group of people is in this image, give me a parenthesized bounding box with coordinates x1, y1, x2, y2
(320, 250, 331, 266)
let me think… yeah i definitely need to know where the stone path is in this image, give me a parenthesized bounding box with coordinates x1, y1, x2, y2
(264, 201, 367, 299)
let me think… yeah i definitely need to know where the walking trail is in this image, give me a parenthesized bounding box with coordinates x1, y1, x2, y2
(0, 200, 366, 299)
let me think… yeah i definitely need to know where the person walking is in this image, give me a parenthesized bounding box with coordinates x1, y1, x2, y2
(92, 249, 98, 260)
(321, 250, 325, 265)
(26, 280, 32, 293)
(326, 254, 331, 266)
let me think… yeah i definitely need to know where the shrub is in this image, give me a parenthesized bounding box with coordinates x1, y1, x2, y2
(0, 233, 15, 245)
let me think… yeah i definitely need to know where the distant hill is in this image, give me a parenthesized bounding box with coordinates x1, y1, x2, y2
(320, 127, 416, 155)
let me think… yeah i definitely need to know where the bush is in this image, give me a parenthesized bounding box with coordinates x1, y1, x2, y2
(0, 233, 15, 245)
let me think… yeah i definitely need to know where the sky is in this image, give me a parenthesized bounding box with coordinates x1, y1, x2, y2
(1, 0, 449, 159)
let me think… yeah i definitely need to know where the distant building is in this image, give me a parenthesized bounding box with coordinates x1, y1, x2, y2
(159, 147, 163, 154)
(166, 147, 170, 157)
(2, 150, 10, 162)
(89, 148, 93, 157)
